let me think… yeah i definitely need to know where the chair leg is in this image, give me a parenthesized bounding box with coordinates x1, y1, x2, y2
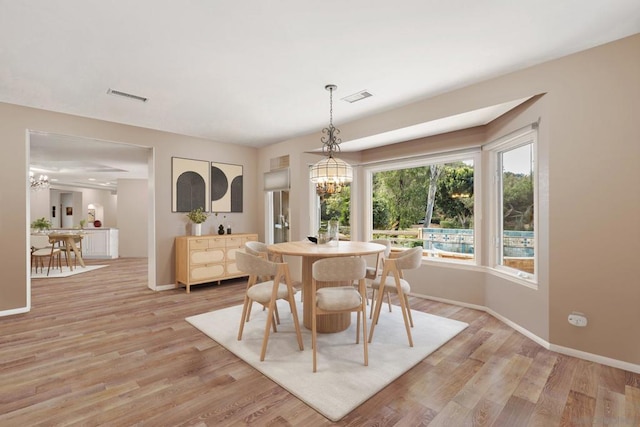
(237, 296, 252, 340)
(396, 291, 414, 347)
(46, 255, 53, 276)
(405, 294, 414, 327)
(285, 286, 303, 352)
(368, 284, 386, 343)
(358, 280, 368, 366)
(259, 298, 278, 361)
(274, 304, 281, 325)
(369, 289, 376, 318)
(361, 293, 368, 367)
(312, 302, 317, 372)
(270, 309, 279, 333)
(246, 301, 254, 322)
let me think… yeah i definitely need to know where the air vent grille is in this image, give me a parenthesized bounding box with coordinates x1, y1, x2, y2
(107, 88, 148, 103)
(342, 90, 373, 103)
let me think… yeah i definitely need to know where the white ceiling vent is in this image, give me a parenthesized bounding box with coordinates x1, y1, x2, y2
(341, 90, 373, 103)
(107, 88, 148, 103)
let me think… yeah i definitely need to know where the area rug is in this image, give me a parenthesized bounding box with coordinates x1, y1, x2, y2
(31, 265, 108, 279)
(186, 300, 468, 421)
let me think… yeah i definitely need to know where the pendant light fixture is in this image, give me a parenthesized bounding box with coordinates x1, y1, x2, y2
(310, 84, 353, 197)
(29, 171, 50, 191)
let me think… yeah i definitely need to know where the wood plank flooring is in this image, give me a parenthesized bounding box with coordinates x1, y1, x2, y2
(1, 258, 638, 426)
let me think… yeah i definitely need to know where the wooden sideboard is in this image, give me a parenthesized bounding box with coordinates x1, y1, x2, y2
(175, 233, 258, 293)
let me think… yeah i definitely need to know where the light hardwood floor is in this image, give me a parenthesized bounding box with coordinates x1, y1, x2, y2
(1, 258, 638, 426)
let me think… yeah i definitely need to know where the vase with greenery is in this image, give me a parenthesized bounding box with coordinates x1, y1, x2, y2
(31, 217, 52, 233)
(186, 207, 209, 236)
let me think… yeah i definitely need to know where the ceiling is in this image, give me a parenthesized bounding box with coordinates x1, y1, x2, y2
(5, 1, 640, 188)
(29, 131, 150, 191)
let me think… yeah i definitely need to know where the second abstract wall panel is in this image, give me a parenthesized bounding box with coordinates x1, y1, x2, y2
(211, 162, 243, 213)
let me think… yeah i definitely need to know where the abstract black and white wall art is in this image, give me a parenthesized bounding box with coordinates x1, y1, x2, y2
(172, 157, 210, 212)
(211, 162, 243, 213)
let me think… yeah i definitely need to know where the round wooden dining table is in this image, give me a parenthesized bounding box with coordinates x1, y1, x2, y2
(268, 240, 385, 333)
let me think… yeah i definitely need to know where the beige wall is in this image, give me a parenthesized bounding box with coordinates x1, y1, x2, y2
(258, 34, 640, 366)
(1, 103, 258, 312)
(117, 179, 148, 258)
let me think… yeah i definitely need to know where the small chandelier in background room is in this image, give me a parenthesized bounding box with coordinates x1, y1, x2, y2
(310, 84, 353, 197)
(29, 171, 50, 191)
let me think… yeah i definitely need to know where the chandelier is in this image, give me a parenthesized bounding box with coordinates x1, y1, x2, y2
(310, 84, 353, 197)
(30, 171, 50, 191)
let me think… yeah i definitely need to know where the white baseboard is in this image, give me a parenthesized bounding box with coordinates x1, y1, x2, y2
(548, 343, 640, 374)
(0, 305, 30, 317)
(411, 292, 640, 374)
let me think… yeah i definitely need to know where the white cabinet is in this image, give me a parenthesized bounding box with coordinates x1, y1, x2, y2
(82, 228, 119, 259)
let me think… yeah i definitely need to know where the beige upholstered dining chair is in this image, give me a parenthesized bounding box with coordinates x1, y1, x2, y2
(368, 246, 423, 347)
(30, 234, 62, 276)
(245, 240, 303, 302)
(311, 256, 368, 372)
(236, 250, 303, 361)
(244, 241, 283, 322)
(244, 241, 270, 260)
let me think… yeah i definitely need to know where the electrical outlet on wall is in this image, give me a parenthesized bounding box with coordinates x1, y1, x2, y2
(568, 312, 588, 327)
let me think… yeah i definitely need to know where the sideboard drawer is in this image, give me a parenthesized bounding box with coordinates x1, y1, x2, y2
(190, 264, 225, 282)
(225, 236, 245, 248)
(190, 248, 225, 264)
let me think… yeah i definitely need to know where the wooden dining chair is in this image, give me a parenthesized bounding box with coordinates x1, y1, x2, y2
(60, 235, 83, 268)
(244, 241, 271, 260)
(30, 234, 62, 276)
(245, 240, 304, 302)
(244, 241, 282, 323)
(236, 250, 303, 361)
(368, 246, 423, 347)
(311, 256, 368, 372)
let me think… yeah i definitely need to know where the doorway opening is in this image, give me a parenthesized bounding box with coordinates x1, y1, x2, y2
(27, 130, 156, 290)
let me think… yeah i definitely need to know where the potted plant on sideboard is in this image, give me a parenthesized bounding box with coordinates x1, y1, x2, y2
(186, 207, 209, 236)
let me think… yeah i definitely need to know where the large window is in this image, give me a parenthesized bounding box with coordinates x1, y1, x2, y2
(487, 128, 537, 280)
(366, 152, 477, 262)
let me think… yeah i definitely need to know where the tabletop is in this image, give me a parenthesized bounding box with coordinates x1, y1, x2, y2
(268, 240, 385, 257)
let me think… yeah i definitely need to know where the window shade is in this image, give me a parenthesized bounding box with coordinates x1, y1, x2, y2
(264, 168, 290, 191)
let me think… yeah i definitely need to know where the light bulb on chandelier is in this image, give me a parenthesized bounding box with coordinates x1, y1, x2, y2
(29, 171, 50, 191)
(310, 84, 353, 197)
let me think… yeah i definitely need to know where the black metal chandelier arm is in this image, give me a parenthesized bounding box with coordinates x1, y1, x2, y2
(321, 126, 342, 156)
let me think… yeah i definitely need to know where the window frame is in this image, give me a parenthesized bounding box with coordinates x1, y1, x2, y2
(484, 126, 538, 286)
